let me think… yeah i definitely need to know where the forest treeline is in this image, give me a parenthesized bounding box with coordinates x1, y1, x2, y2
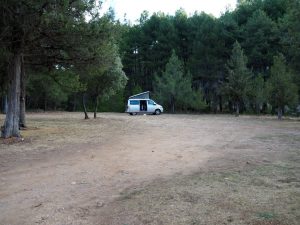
(0, 0, 299, 138)
(121, 0, 299, 116)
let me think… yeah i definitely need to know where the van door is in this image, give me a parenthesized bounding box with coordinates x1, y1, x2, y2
(129, 100, 140, 112)
(147, 99, 156, 113)
(140, 100, 147, 112)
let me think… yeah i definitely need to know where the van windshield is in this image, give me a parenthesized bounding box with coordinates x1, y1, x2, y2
(148, 100, 156, 105)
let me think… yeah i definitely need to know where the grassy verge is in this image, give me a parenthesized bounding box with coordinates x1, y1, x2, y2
(102, 131, 300, 225)
(104, 162, 299, 225)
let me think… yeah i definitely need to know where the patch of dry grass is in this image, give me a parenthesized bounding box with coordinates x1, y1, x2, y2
(100, 132, 300, 225)
(0, 112, 122, 154)
(103, 163, 299, 225)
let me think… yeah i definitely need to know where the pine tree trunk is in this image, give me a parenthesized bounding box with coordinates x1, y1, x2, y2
(2, 53, 21, 138)
(2, 95, 8, 114)
(19, 55, 26, 128)
(235, 102, 240, 117)
(278, 107, 283, 120)
(94, 96, 99, 119)
(73, 94, 76, 112)
(256, 103, 260, 115)
(82, 93, 89, 119)
(219, 96, 223, 113)
(44, 96, 47, 112)
(171, 96, 175, 113)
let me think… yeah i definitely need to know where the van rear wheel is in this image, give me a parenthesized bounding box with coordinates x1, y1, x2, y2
(154, 109, 161, 115)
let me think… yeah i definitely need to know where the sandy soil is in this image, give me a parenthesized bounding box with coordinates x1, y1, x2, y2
(0, 112, 299, 225)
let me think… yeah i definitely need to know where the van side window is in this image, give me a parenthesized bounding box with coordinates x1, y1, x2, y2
(148, 100, 155, 105)
(130, 100, 139, 105)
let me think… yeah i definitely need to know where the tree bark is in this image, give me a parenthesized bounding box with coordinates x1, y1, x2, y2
(2, 53, 22, 138)
(82, 93, 89, 119)
(219, 96, 223, 113)
(2, 96, 8, 114)
(235, 102, 240, 117)
(44, 96, 47, 112)
(171, 95, 175, 113)
(19, 55, 26, 128)
(93, 96, 99, 119)
(73, 94, 76, 112)
(278, 107, 283, 120)
(256, 103, 260, 115)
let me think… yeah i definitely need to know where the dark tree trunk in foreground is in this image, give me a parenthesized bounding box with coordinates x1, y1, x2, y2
(278, 107, 283, 120)
(2, 96, 8, 114)
(93, 96, 99, 119)
(2, 53, 21, 138)
(82, 93, 89, 119)
(19, 56, 26, 128)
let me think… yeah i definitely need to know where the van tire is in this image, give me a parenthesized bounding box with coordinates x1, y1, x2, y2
(154, 109, 161, 115)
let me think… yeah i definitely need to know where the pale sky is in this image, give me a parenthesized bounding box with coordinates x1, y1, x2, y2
(101, 0, 237, 23)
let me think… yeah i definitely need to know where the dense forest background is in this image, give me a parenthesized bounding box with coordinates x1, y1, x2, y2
(0, 0, 299, 118)
(120, 0, 299, 115)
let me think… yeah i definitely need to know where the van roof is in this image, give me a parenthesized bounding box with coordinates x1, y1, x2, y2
(128, 91, 150, 99)
(129, 98, 151, 101)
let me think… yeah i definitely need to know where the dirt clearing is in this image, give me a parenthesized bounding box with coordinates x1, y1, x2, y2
(0, 112, 299, 225)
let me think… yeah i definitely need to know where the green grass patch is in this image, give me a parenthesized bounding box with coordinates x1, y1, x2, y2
(257, 212, 276, 219)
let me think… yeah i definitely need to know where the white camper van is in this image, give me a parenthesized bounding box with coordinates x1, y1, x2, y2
(126, 91, 163, 115)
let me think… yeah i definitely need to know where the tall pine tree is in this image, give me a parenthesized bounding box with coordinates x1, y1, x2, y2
(266, 54, 298, 119)
(154, 50, 206, 113)
(222, 41, 251, 116)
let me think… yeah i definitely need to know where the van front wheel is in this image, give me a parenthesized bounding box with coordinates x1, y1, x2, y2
(154, 109, 161, 115)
